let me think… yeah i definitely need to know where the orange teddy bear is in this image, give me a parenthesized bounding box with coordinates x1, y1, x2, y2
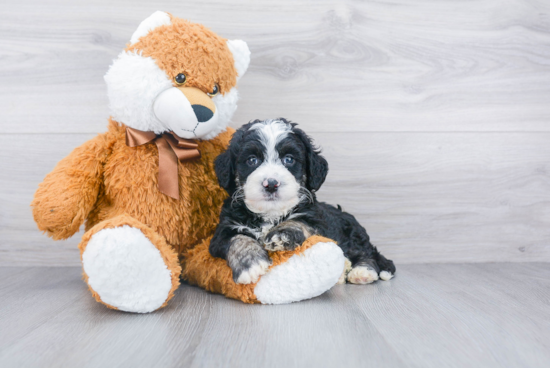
(32, 12, 345, 313)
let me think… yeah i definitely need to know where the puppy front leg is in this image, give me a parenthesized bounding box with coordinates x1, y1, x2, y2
(264, 221, 313, 251)
(228, 235, 272, 284)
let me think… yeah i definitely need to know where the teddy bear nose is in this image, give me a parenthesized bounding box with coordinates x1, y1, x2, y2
(192, 105, 214, 123)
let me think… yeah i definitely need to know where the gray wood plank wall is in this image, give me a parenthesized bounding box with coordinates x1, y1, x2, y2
(1, 0, 549, 266)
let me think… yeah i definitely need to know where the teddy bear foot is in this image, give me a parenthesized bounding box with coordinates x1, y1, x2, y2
(81, 223, 179, 313)
(253, 240, 345, 304)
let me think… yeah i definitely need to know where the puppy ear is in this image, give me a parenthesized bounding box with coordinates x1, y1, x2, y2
(215, 129, 245, 194)
(214, 149, 234, 193)
(293, 127, 329, 191)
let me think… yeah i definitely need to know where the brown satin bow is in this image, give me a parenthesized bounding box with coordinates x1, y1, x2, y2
(125, 127, 201, 200)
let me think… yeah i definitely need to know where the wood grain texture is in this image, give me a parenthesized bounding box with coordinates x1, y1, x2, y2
(1, 0, 550, 265)
(2, 131, 550, 266)
(0, 264, 548, 368)
(0, 0, 549, 133)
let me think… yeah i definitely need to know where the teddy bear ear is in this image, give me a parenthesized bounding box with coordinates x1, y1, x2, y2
(227, 40, 251, 81)
(129, 11, 171, 45)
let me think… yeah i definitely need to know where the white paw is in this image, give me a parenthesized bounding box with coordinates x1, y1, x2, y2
(347, 266, 379, 284)
(82, 225, 172, 313)
(235, 260, 271, 284)
(379, 270, 394, 281)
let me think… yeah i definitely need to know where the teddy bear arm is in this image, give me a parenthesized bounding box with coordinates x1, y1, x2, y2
(32, 134, 110, 240)
(182, 235, 345, 304)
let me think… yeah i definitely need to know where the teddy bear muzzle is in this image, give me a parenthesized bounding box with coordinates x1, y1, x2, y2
(153, 86, 218, 139)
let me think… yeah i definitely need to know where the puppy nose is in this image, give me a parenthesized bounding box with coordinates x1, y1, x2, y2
(263, 178, 280, 193)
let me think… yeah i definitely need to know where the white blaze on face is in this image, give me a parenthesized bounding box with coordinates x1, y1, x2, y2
(243, 120, 301, 219)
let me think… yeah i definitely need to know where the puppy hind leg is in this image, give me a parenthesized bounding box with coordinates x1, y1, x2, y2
(347, 258, 379, 285)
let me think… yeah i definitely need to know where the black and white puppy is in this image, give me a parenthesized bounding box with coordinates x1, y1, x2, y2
(210, 118, 396, 285)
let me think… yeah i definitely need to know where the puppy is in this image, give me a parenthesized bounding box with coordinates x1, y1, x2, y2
(210, 118, 396, 285)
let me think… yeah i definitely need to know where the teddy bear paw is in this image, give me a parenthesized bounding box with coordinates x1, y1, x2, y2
(253, 240, 345, 304)
(82, 225, 173, 313)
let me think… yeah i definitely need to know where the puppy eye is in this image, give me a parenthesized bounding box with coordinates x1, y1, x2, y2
(174, 73, 186, 85)
(247, 156, 260, 166)
(207, 84, 219, 97)
(282, 155, 295, 166)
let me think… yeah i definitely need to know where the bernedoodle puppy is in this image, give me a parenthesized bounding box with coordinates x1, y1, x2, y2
(210, 118, 396, 285)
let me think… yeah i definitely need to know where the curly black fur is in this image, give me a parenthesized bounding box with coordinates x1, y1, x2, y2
(210, 118, 395, 279)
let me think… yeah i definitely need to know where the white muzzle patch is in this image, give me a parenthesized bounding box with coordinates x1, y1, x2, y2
(242, 120, 301, 219)
(153, 87, 220, 139)
(243, 161, 301, 218)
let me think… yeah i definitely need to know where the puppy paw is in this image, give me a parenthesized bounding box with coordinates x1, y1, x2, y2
(347, 265, 379, 284)
(228, 235, 272, 284)
(234, 259, 271, 284)
(264, 227, 306, 251)
(379, 270, 394, 281)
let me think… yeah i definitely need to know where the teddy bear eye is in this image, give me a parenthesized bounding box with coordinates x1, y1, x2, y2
(174, 73, 186, 85)
(207, 84, 219, 97)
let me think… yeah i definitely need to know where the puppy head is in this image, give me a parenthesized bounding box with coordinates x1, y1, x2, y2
(215, 118, 328, 218)
(104, 11, 250, 139)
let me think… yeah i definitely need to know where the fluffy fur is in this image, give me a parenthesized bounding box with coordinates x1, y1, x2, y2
(31, 13, 246, 312)
(78, 214, 181, 312)
(82, 224, 174, 313)
(105, 50, 173, 133)
(33, 119, 233, 252)
(226, 40, 251, 80)
(105, 11, 250, 138)
(32, 13, 343, 311)
(130, 11, 172, 45)
(182, 234, 344, 304)
(254, 240, 344, 304)
(211, 119, 396, 284)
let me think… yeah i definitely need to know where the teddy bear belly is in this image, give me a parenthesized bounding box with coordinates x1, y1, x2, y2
(89, 167, 226, 255)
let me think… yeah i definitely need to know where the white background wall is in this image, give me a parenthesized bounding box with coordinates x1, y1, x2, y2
(1, 0, 549, 266)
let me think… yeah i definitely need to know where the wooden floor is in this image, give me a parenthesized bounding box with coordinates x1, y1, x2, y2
(0, 263, 548, 368)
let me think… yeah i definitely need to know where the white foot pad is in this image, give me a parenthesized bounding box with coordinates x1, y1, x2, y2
(347, 266, 379, 284)
(82, 225, 172, 313)
(254, 242, 345, 304)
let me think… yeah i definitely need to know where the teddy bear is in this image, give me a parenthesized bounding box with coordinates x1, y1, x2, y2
(31, 11, 345, 313)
